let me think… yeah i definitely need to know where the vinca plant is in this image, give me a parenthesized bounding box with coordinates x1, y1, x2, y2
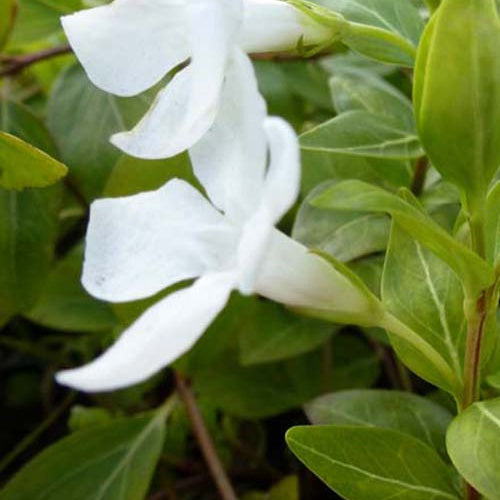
(0, 0, 499, 499)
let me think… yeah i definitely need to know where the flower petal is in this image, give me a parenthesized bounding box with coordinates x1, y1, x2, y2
(62, 0, 189, 97)
(241, 0, 335, 53)
(56, 272, 236, 392)
(189, 49, 267, 217)
(255, 229, 369, 312)
(110, 0, 243, 159)
(261, 117, 301, 223)
(82, 179, 236, 303)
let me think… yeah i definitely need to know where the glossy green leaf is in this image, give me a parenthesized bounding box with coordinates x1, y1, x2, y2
(26, 245, 117, 332)
(0, 0, 17, 49)
(238, 300, 334, 365)
(382, 223, 467, 397)
(287, 426, 460, 499)
(447, 397, 500, 500)
(330, 67, 415, 131)
(300, 111, 423, 160)
(312, 0, 424, 66)
(293, 182, 390, 262)
(414, 0, 500, 200)
(0, 413, 166, 500)
(48, 64, 157, 200)
(312, 180, 495, 298)
(305, 390, 452, 457)
(0, 131, 67, 190)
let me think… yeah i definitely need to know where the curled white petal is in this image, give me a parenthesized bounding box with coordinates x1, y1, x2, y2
(110, 0, 242, 159)
(241, 0, 334, 53)
(255, 229, 371, 312)
(62, 0, 189, 97)
(261, 117, 301, 223)
(56, 272, 236, 392)
(189, 49, 267, 217)
(82, 179, 236, 303)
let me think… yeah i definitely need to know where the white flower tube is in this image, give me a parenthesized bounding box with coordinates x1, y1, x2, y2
(61, 0, 344, 159)
(56, 52, 377, 393)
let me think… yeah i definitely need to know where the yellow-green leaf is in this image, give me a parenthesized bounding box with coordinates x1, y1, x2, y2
(0, 131, 67, 190)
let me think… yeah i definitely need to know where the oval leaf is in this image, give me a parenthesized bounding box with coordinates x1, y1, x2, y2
(286, 425, 460, 500)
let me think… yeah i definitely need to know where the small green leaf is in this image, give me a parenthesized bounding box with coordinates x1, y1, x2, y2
(238, 300, 335, 365)
(0, 413, 166, 500)
(414, 0, 500, 201)
(293, 182, 390, 262)
(286, 426, 460, 499)
(312, 180, 495, 298)
(305, 390, 452, 458)
(0, 131, 67, 190)
(300, 111, 424, 160)
(313, 0, 424, 66)
(447, 397, 500, 500)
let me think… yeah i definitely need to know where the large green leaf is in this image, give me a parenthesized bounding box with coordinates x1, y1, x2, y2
(414, 0, 500, 201)
(312, 180, 495, 298)
(26, 245, 117, 332)
(306, 390, 452, 457)
(0, 413, 166, 500)
(293, 182, 390, 262)
(330, 67, 415, 131)
(10, 0, 81, 45)
(238, 300, 334, 365)
(0, 0, 17, 49)
(0, 98, 61, 320)
(0, 131, 67, 190)
(382, 223, 467, 398)
(447, 397, 500, 500)
(287, 426, 460, 500)
(312, 0, 424, 66)
(48, 64, 157, 200)
(300, 111, 423, 160)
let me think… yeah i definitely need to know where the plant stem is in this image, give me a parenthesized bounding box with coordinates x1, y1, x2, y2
(0, 391, 76, 474)
(465, 483, 481, 500)
(411, 157, 429, 196)
(0, 46, 72, 77)
(174, 372, 238, 500)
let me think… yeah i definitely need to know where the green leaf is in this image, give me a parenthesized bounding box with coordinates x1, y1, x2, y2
(330, 67, 415, 131)
(382, 223, 467, 398)
(312, 180, 495, 298)
(414, 0, 500, 200)
(486, 182, 500, 266)
(103, 152, 196, 198)
(48, 64, 157, 200)
(10, 0, 81, 45)
(293, 182, 390, 262)
(0, 413, 166, 500)
(26, 245, 117, 332)
(312, 0, 424, 66)
(305, 390, 452, 458)
(0, 0, 17, 49)
(447, 397, 500, 500)
(0, 131, 67, 190)
(286, 426, 460, 499)
(300, 111, 424, 160)
(238, 300, 335, 365)
(244, 476, 299, 500)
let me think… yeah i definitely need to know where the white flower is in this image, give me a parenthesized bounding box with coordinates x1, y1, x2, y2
(61, 0, 340, 159)
(55, 52, 375, 393)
